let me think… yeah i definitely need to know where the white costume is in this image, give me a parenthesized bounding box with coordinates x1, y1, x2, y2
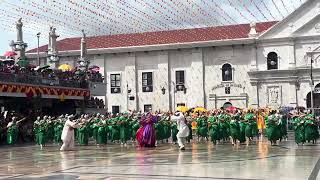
(60, 118, 78, 151)
(171, 112, 190, 149)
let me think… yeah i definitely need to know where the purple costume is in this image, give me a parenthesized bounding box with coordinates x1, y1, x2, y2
(139, 113, 157, 147)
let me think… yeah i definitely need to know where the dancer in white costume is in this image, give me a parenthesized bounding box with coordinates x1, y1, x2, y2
(60, 115, 78, 151)
(171, 112, 190, 150)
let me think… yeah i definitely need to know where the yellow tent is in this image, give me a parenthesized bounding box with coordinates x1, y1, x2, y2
(58, 64, 72, 71)
(176, 106, 189, 113)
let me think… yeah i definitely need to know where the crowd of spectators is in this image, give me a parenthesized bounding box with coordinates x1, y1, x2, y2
(0, 60, 104, 88)
(86, 97, 105, 109)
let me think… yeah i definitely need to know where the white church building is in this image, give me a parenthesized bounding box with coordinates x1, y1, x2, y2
(26, 0, 320, 113)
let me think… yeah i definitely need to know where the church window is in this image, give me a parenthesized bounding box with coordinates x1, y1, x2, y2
(110, 74, 121, 93)
(144, 104, 152, 112)
(222, 63, 233, 82)
(142, 72, 153, 92)
(176, 70, 185, 91)
(225, 87, 231, 94)
(267, 52, 278, 70)
(112, 106, 120, 114)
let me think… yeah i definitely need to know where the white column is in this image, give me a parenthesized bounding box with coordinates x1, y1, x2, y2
(125, 53, 138, 111)
(250, 45, 258, 71)
(157, 51, 170, 111)
(250, 82, 259, 107)
(288, 82, 298, 107)
(190, 48, 205, 107)
(288, 43, 296, 69)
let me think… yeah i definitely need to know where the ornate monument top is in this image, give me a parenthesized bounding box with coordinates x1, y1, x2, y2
(81, 29, 86, 39)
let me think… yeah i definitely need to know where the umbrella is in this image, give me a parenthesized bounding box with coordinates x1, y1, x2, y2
(89, 65, 100, 72)
(0, 58, 14, 62)
(16, 59, 29, 67)
(36, 65, 50, 71)
(176, 106, 189, 113)
(4, 51, 17, 57)
(193, 107, 207, 113)
(58, 64, 72, 72)
(226, 106, 237, 113)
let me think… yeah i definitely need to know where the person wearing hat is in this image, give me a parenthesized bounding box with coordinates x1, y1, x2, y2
(170, 111, 189, 150)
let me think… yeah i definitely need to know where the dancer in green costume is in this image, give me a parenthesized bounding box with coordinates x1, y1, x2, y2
(292, 114, 305, 145)
(119, 115, 129, 144)
(229, 111, 241, 145)
(54, 116, 64, 144)
(132, 118, 140, 141)
(208, 113, 220, 145)
(78, 117, 89, 146)
(196, 114, 208, 141)
(110, 117, 120, 142)
(38, 118, 48, 148)
(244, 110, 256, 145)
(265, 110, 281, 145)
(33, 117, 41, 145)
(90, 114, 100, 143)
(46, 116, 54, 142)
(171, 121, 178, 144)
(96, 115, 107, 145)
(7, 117, 25, 145)
(218, 113, 230, 142)
(155, 118, 164, 143)
(162, 115, 171, 142)
(186, 115, 193, 143)
(304, 113, 319, 144)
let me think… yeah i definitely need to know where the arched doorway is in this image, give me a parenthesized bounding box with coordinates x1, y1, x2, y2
(223, 102, 232, 109)
(306, 83, 320, 108)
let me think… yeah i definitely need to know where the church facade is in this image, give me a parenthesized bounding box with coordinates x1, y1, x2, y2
(26, 0, 320, 113)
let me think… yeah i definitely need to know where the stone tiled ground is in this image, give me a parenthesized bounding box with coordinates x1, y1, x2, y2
(0, 135, 319, 180)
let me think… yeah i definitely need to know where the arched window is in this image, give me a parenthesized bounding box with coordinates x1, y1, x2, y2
(222, 63, 232, 81)
(267, 52, 278, 70)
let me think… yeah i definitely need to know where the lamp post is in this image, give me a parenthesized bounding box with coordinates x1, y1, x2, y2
(310, 54, 314, 114)
(126, 83, 129, 111)
(36, 32, 41, 66)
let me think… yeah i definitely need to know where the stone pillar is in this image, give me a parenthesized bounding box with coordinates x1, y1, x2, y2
(288, 42, 296, 69)
(125, 53, 138, 111)
(12, 18, 27, 60)
(250, 45, 258, 71)
(250, 82, 260, 107)
(157, 51, 170, 111)
(288, 81, 298, 107)
(190, 48, 205, 107)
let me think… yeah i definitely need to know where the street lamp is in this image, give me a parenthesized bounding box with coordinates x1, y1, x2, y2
(36, 32, 41, 66)
(310, 54, 314, 114)
(161, 86, 166, 95)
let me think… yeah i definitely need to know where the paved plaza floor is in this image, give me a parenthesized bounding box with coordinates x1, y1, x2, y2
(0, 135, 319, 180)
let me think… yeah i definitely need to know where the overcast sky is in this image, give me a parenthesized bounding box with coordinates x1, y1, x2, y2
(0, 0, 306, 54)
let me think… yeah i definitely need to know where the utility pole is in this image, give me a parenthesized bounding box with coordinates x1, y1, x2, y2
(310, 54, 314, 114)
(36, 32, 41, 66)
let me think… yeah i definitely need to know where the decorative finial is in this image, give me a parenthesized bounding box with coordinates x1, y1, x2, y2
(249, 22, 258, 37)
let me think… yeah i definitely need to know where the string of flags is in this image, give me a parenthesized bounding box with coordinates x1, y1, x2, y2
(0, 0, 306, 49)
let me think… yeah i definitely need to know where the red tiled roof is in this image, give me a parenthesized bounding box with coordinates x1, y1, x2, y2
(27, 21, 277, 53)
